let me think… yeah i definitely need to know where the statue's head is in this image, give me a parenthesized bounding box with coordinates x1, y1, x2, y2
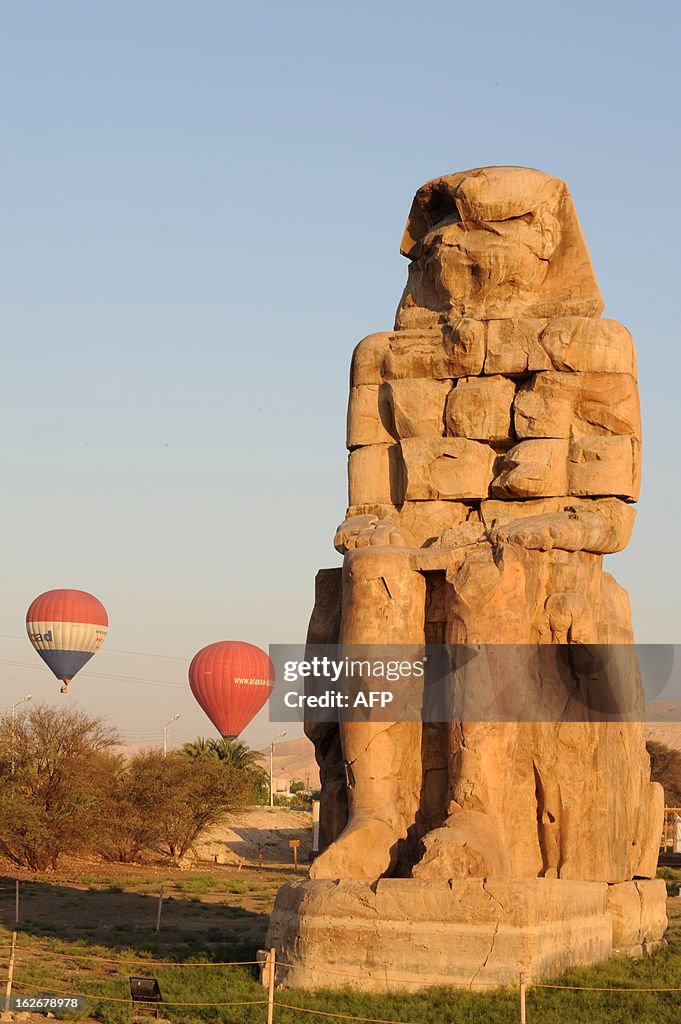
(396, 166, 603, 327)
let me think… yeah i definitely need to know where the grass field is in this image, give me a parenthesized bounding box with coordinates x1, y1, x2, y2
(2, 863, 681, 1024)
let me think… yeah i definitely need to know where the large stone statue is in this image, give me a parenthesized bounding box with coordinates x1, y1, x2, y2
(267, 167, 667, 989)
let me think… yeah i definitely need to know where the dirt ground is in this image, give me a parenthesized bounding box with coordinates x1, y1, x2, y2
(0, 857, 301, 1022)
(195, 806, 313, 864)
(0, 862, 300, 952)
(0, 807, 312, 963)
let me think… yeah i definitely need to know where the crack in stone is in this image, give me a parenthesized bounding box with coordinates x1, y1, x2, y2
(468, 879, 504, 988)
(345, 726, 390, 768)
(354, 889, 380, 915)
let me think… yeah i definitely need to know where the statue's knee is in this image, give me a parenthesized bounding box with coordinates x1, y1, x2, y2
(344, 545, 417, 581)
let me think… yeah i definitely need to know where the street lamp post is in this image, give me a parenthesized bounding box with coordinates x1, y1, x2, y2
(269, 731, 287, 807)
(162, 714, 180, 757)
(10, 694, 32, 775)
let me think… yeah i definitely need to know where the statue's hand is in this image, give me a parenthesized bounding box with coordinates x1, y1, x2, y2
(334, 515, 416, 554)
(489, 509, 615, 553)
(431, 521, 488, 549)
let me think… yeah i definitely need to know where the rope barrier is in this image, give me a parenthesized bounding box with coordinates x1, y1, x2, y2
(12, 980, 269, 1008)
(14, 980, 424, 1018)
(532, 982, 681, 992)
(20, 944, 675, 991)
(10, 950, 423, 1022)
(9, 947, 261, 967)
(9, 979, 428, 1021)
(273, 959, 505, 987)
(273, 1001, 421, 1023)
(11, 933, 681, 1019)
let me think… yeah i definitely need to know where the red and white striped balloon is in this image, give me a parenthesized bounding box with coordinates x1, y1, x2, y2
(26, 589, 108, 693)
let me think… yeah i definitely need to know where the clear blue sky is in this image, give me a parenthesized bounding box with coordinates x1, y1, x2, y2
(1, 0, 679, 747)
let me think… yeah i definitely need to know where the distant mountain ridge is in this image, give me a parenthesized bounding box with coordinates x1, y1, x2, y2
(257, 736, 319, 789)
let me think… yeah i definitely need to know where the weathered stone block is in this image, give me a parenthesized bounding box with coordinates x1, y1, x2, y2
(484, 316, 637, 376)
(492, 439, 569, 498)
(398, 500, 473, 545)
(388, 379, 451, 438)
(401, 437, 496, 500)
(485, 318, 551, 374)
(493, 438, 639, 500)
(637, 879, 669, 950)
(346, 384, 395, 447)
(350, 332, 391, 386)
(446, 374, 517, 441)
(347, 444, 403, 505)
(265, 877, 634, 991)
(514, 371, 640, 440)
(541, 317, 637, 375)
(608, 882, 642, 949)
(383, 321, 485, 380)
(569, 436, 638, 500)
(608, 879, 668, 955)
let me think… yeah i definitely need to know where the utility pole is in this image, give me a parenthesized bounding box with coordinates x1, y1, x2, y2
(269, 731, 286, 807)
(162, 713, 180, 757)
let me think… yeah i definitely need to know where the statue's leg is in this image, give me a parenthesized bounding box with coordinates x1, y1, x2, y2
(310, 547, 426, 879)
(304, 568, 347, 853)
(415, 544, 530, 877)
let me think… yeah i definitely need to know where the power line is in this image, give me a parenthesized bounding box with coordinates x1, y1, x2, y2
(0, 630, 188, 663)
(0, 658, 185, 689)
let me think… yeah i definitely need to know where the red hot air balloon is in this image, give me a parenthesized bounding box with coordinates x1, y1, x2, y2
(26, 589, 108, 693)
(188, 641, 274, 738)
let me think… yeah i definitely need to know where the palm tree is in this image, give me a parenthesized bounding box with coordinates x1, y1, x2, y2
(209, 741, 262, 770)
(181, 737, 214, 759)
(181, 737, 267, 787)
(209, 737, 268, 790)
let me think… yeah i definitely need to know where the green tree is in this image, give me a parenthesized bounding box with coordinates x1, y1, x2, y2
(181, 737, 214, 759)
(181, 737, 267, 797)
(98, 749, 254, 865)
(647, 740, 681, 805)
(0, 704, 119, 870)
(153, 751, 252, 863)
(211, 738, 265, 772)
(96, 751, 167, 863)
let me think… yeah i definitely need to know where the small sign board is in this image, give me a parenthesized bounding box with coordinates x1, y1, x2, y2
(289, 839, 300, 848)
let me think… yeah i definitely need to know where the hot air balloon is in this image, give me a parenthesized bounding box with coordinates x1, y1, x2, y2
(26, 589, 108, 693)
(188, 641, 274, 738)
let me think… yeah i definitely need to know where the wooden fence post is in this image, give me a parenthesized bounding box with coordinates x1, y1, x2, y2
(4, 931, 17, 1012)
(519, 971, 526, 1024)
(155, 885, 164, 932)
(267, 946, 276, 1024)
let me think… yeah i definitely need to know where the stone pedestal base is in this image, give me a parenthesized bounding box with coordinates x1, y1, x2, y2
(608, 879, 668, 957)
(265, 877, 667, 991)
